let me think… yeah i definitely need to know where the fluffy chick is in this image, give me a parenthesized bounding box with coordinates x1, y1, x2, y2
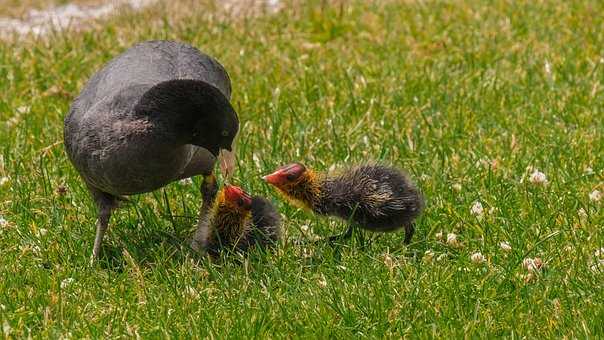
(263, 163, 423, 243)
(191, 180, 280, 256)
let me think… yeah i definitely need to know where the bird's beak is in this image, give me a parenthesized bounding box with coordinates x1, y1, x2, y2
(224, 185, 252, 209)
(218, 148, 235, 182)
(262, 170, 286, 186)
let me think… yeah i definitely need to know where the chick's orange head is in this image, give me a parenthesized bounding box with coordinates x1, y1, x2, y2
(263, 163, 307, 187)
(223, 185, 252, 210)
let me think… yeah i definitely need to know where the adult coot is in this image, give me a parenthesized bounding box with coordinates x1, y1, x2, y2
(64, 40, 239, 261)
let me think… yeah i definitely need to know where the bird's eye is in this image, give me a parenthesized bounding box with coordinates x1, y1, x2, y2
(286, 173, 297, 181)
(221, 130, 229, 137)
(237, 198, 244, 206)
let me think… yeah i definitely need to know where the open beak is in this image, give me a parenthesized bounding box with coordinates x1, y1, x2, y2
(218, 148, 236, 182)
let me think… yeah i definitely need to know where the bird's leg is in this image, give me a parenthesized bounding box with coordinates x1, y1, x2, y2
(326, 224, 354, 243)
(191, 174, 218, 252)
(89, 189, 118, 264)
(403, 222, 415, 245)
(325, 202, 360, 243)
(91, 206, 111, 263)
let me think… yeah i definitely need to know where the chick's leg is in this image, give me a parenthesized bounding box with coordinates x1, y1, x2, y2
(191, 174, 218, 252)
(403, 222, 415, 245)
(326, 224, 354, 242)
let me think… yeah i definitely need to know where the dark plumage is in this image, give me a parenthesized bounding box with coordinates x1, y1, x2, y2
(263, 163, 424, 243)
(191, 181, 281, 256)
(63, 40, 239, 261)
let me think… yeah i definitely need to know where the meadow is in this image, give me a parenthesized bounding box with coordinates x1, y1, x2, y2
(0, 0, 603, 337)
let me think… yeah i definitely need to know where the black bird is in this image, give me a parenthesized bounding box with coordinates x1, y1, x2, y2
(191, 177, 281, 256)
(64, 40, 239, 261)
(263, 163, 424, 243)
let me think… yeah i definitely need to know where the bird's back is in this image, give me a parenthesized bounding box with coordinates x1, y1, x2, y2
(71, 40, 231, 118)
(324, 165, 424, 231)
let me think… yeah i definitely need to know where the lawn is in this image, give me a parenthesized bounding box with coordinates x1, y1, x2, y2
(1, 0, 603, 337)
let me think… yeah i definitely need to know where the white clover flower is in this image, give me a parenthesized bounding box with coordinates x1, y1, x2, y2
(179, 178, 193, 185)
(37, 228, 48, 237)
(16, 106, 30, 114)
(383, 254, 395, 271)
(544, 60, 552, 75)
(184, 286, 199, 298)
(470, 252, 486, 264)
(317, 276, 327, 288)
(590, 259, 604, 273)
(452, 183, 462, 192)
(301, 247, 314, 259)
(578, 208, 588, 220)
(60, 278, 75, 289)
(470, 201, 484, 217)
(435, 231, 444, 241)
(0, 177, 8, 187)
(529, 170, 548, 185)
(446, 233, 459, 247)
(589, 189, 602, 203)
(584, 167, 594, 175)
(423, 250, 435, 263)
(523, 257, 543, 273)
(595, 247, 604, 258)
(32, 245, 41, 255)
(0, 216, 8, 228)
(499, 241, 512, 252)
(300, 224, 310, 233)
(3, 320, 11, 336)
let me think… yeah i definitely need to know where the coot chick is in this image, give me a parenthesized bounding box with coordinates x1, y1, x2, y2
(263, 163, 423, 243)
(191, 178, 281, 256)
(64, 40, 239, 261)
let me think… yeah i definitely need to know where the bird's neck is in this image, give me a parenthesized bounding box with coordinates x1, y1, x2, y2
(278, 170, 332, 214)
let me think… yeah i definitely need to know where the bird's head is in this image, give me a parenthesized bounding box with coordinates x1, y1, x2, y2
(135, 79, 239, 178)
(262, 163, 320, 210)
(262, 163, 308, 188)
(221, 185, 253, 211)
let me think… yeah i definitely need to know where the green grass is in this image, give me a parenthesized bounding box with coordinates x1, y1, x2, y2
(1, 0, 603, 337)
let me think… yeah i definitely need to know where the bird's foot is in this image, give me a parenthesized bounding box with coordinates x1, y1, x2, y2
(325, 225, 355, 243)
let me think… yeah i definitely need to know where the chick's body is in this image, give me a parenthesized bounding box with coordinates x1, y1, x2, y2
(193, 183, 281, 255)
(264, 163, 424, 243)
(321, 165, 423, 232)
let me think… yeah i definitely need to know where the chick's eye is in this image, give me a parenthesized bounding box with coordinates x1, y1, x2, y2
(221, 130, 229, 137)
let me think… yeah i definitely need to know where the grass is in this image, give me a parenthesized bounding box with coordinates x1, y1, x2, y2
(1, 0, 603, 337)
(0, 0, 103, 18)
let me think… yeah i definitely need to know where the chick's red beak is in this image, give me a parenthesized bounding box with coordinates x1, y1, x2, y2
(262, 169, 288, 186)
(263, 163, 306, 186)
(224, 185, 252, 209)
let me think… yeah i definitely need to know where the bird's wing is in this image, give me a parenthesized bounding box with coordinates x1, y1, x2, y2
(174, 42, 232, 100)
(72, 40, 233, 114)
